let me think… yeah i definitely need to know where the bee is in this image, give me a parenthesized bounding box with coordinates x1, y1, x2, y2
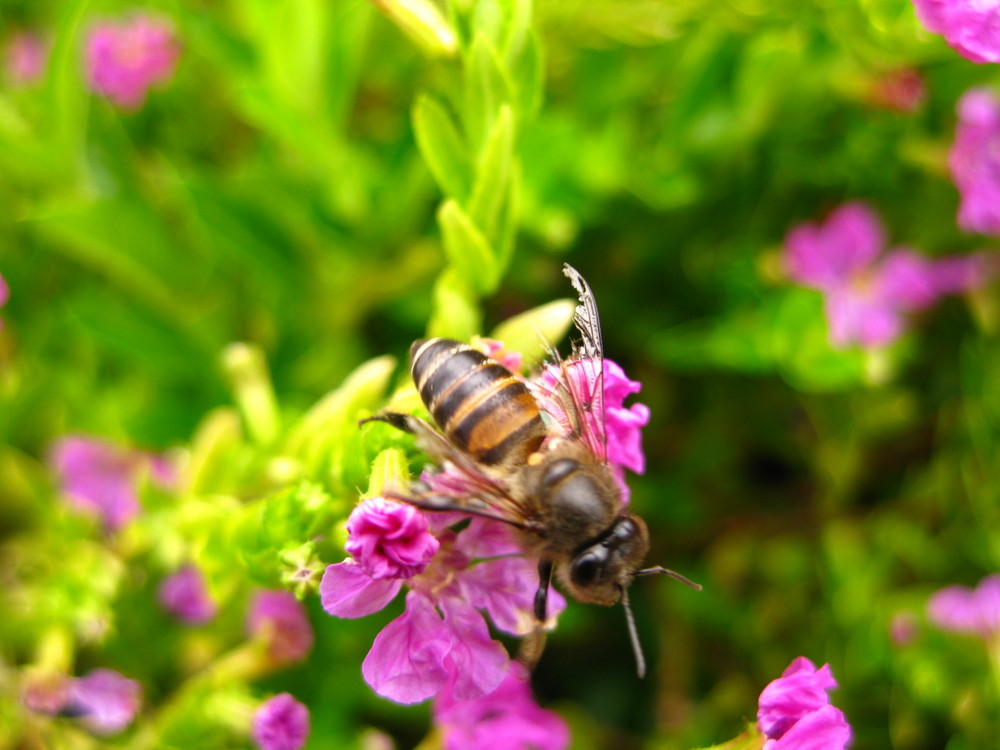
(362, 264, 699, 677)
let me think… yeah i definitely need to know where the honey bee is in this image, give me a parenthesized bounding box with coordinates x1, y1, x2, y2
(363, 264, 699, 677)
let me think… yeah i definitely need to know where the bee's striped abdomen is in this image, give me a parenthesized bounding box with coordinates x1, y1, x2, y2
(410, 338, 546, 466)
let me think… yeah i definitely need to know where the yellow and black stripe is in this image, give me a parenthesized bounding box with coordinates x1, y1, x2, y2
(410, 338, 547, 466)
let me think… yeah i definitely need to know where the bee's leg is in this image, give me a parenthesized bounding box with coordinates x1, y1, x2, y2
(519, 560, 554, 671)
(534, 559, 554, 622)
(359, 412, 414, 433)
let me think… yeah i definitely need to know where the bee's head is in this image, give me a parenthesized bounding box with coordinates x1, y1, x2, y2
(560, 515, 649, 606)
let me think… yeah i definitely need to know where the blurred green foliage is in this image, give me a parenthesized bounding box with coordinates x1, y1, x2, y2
(1, 0, 999, 749)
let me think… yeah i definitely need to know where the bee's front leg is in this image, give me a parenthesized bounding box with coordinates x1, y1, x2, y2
(534, 558, 554, 622)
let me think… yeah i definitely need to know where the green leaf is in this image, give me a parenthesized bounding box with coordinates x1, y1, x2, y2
(463, 33, 513, 154)
(413, 93, 473, 201)
(428, 269, 482, 341)
(438, 199, 498, 295)
(468, 105, 515, 244)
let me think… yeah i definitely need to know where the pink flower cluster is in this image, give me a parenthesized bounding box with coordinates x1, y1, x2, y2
(85, 14, 179, 109)
(911, 0, 1000, 64)
(927, 573, 1000, 639)
(49, 435, 175, 531)
(757, 657, 851, 750)
(322, 500, 563, 705)
(950, 88, 1000, 236)
(246, 590, 314, 665)
(158, 564, 217, 625)
(5, 32, 47, 86)
(784, 202, 992, 348)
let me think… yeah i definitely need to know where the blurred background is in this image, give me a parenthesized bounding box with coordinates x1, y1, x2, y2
(1, 0, 999, 748)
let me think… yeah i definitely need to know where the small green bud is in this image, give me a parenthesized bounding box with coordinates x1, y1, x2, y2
(222, 343, 281, 446)
(369, 0, 458, 58)
(365, 448, 411, 498)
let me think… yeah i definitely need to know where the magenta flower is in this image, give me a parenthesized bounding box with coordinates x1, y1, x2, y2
(84, 14, 179, 109)
(322, 512, 564, 704)
(927, 573, 1000, 638)
(757, 657, 851, 750)
(5, 32, 46, 86)
(252, 693, 310, 750)
(433, 662, 569, 750)
(345, 497, 440, 580)
(784, 202, 991, 348)
(950, 88, 1000, 236)
(159, 565, 217, 624)
(473, 336, 524, 373)
(246, 590, 314, 664)
(530, 358, 649, 503)
(0, 270, 8, 329)
(49, 435, 175, 531)
(911, 1, 1000, 64)
(66, 669, 142, 735)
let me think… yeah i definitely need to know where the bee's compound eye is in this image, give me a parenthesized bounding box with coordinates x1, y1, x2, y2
(570, 551, 601, 588)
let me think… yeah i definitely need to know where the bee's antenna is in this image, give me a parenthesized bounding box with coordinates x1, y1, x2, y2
(620, 586, 647, 679)
(633, 566, 703, 591)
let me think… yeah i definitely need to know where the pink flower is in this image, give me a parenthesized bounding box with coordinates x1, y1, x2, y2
(950, 88, 1000, 236)
(757, 657, 851, 750)
(246, 590, 314, 664)
(927, 573, 1000, 638)
(911, 1, 1000, 64)
(21, 672, 71, 715)
(252, 693, 310, 750)
(784, 202, 990, 347)
(433, 662, 569, 750)
(345, 498, 440, 580)
(84, 14, 179, 109)
(5, 32, 46, 86)
(473, 336, 524, 373)
(531, 358, 649, 503)
(158, 565, 217, 624)
(867, 68, 927, 113)
(66, 669, 142, 735)
(321, 515, 564, 704)
(49, 435, 175, 531)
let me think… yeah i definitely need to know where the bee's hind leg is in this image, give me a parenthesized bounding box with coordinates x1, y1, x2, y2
(359, 412, 416, 433)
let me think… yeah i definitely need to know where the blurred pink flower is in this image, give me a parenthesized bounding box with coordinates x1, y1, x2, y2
(950, 88, 1000, 236)
(321, 514, 563, 704)
(433, 662, 569, 750)
(21, 672, 71, 715)
(67, 669, 142, 736)
(159, 565, 217, 624)
(0, 270, 8, 330)
(757, 657, 851, 750)
(252, 693, 310, 750)
(868, 68, 927, 113)
(246, 590, 314, 664)
(784, 202, 991, 347)
(345, 497, 440, 580)
(49, 435, 175, 531)
(927, 573, 1000, 638)
(84, 14, 179, 109)
(5, 32, 46, 86)
(911, 0, 1000, 64)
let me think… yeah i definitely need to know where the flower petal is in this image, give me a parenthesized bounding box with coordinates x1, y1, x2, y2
(320, 561, 402, 619)
(362, 592, 451, 704)
(439, 597, 510, 700)
(784, 203, 885, 291)
(459, 555, 566, 636)
(758, 658, 838, 740)
(769, 704, 851, 750)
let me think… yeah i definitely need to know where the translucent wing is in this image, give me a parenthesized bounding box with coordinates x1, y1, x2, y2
(526, 264, 608, 462)
(364, 413, 540, 531)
